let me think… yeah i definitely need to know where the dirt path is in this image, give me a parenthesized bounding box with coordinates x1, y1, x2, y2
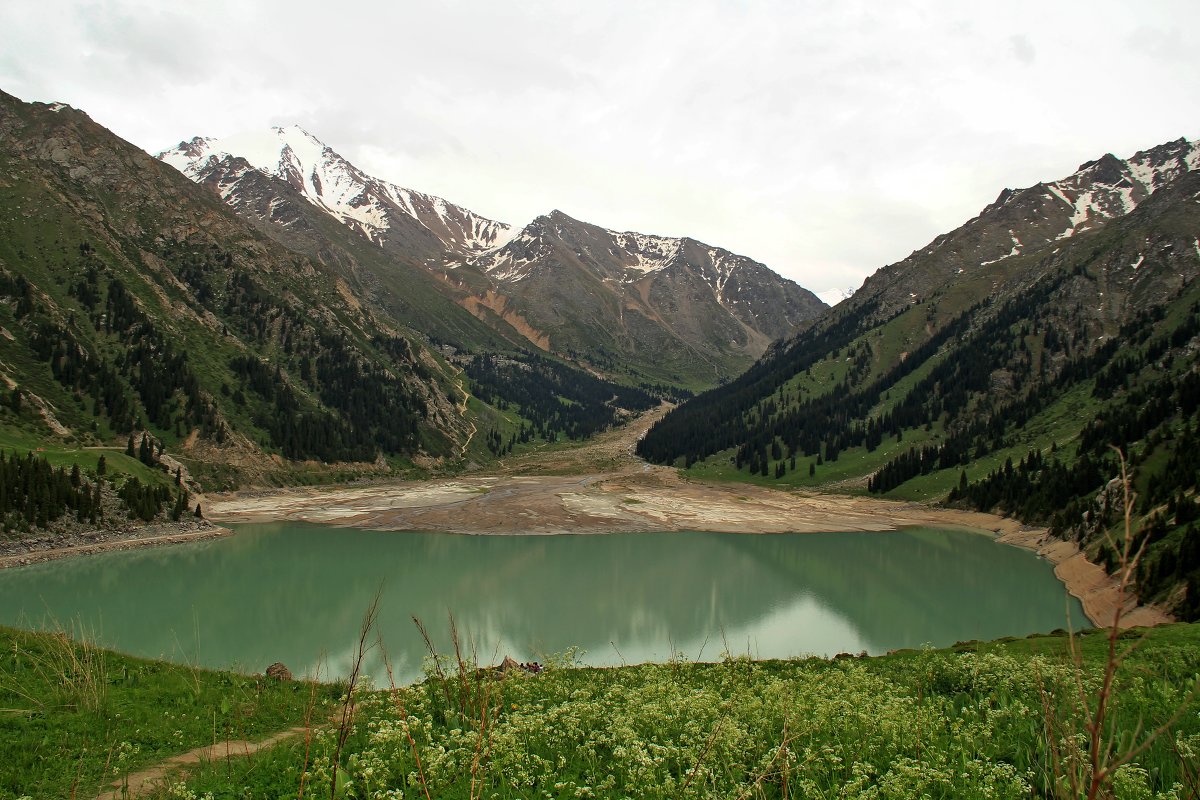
(94, 725, 313, 800)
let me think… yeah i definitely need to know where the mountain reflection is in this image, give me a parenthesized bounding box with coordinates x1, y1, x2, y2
(0, 525, 1086, 684)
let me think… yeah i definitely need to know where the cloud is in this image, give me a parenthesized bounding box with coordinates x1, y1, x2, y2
(1008, 34, 1036, 65)
(2, 0, 1197, 298)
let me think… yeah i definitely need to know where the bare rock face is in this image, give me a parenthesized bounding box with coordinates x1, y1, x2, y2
(265, 662, 293, 681)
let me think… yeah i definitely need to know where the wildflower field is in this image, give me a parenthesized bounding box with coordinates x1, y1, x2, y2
(166, 624, 1200, 800)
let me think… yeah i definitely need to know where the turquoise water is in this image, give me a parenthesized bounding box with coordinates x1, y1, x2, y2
(0, 524, 1088, 683)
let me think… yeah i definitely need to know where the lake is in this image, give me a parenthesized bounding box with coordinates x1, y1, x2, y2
(0, 524, 1088, 684)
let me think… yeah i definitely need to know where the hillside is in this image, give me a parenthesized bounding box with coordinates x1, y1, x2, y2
(160, 128, 826, 387)
(0, 92, 485, 485)
(0, 91, 668, 520)
(638, 137, 1200, 617)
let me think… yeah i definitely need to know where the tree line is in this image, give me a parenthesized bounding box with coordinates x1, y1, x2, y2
(467, 353, 657, 442)
(0, 449, 195, 534)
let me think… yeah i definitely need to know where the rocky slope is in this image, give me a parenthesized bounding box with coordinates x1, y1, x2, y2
(463, 210, 826, 385)
(854, 137, 1200, 320)
(160, 129, 825, 387)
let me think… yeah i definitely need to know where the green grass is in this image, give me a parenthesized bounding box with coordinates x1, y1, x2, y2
(0, 625, 339, 799)
(0, 427, 175, 488)
(161, 623, 1200, 799)
(684, 426, 943, 491)
(684, 370, 1104, 503)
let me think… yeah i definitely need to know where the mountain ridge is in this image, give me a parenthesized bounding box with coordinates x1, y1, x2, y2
(159, 127, 826, 387)
(161, 127, 517, 258)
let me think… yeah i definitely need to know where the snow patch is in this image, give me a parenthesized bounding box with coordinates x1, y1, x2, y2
(613, 231, 681, 275)
(980, 246, 1020, 267)
(1131, 255, 1144, 270)
(1046, 184, 1072, 207)
(1127, 156, 1158, 191)
(1116, 186, 1136, 214)
(1070, 190, 1096, 229)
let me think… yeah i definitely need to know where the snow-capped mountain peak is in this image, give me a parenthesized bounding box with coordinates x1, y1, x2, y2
(158, 128, 514, 255)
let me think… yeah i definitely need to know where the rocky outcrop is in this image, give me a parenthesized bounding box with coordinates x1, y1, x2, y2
(265, 662, 293, 681)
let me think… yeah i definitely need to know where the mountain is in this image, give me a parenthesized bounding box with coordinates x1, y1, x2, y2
(159, 132, 530, 355)
(854, 137, 1200, 320)
(0, 91, 481, 486)
(0, 91, 665, 504)
(637, 136, 1200, 617)
(159, 129, 825, 387)
(463, 211, 826, 385)
(2, 89, 628, 501)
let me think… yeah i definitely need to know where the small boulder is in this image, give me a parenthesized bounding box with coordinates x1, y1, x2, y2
(265, 662, 293, 681)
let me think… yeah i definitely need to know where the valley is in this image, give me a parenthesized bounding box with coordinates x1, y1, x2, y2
(0, 86, 1192, 630)
(0, 85, 1196, 800)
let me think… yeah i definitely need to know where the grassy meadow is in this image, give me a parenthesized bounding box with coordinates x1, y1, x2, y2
(0, 625, 339, 799)
(4, 623, 1176, 800)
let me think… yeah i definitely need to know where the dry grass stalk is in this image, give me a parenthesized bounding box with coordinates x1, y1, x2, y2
(1047, 448, 1195, 798)
(1, 620, 110, 713)
(295, 658, 326, 799)
(328, 588, 382, 800)
(412, 614, 500, 799)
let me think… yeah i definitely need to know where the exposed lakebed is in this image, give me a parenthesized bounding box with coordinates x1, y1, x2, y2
(0, 524, 1087, 684)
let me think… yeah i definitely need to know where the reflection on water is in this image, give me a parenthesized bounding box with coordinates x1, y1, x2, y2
(0, 525, 1087, 683)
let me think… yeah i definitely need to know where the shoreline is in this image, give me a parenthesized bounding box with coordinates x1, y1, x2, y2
(205, 470, 1171, 629)
(993, 526, 1172, 629)
(0, 521, 233, 570)
(0, 402, 1172, 630)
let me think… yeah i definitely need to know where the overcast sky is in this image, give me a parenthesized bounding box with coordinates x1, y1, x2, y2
(2, 1, 1197, 303)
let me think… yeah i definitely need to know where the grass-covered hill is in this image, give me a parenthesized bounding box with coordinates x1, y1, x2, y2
(0, 91, 473, 472)
(4, 622, 1197, 799)
(0, 91, 658, 518)
(638, 141, 1200, 619)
